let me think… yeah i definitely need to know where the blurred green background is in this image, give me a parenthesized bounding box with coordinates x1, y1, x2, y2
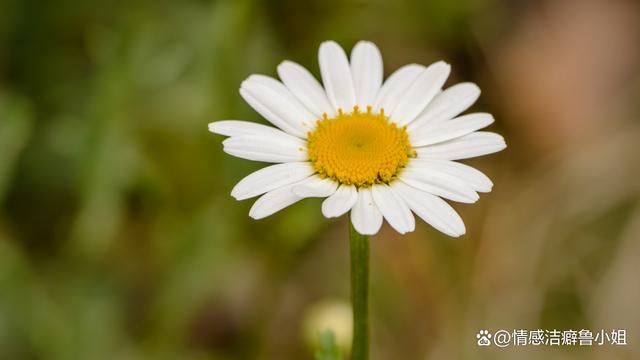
(1, 0, 639, 359)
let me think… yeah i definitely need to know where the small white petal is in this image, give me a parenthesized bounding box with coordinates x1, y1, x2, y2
(231, 162, 314, 200)
(391, 61, 451, 126)
(277, 60, 335, 118)
(410, 113, 494, 147)
(208, 120, 289, 138)
(249, 176, 333, 219)
(321, 184, 358, 218)
(400, 166, 479, 203)
(350, 188, 383, 235)
(318, 41, 356, 112)
(371, 184, 415, 234)
(392, 181, 465, 237)
(292, 176, 338, 198)
(408, 82, 480, 130)
(249, 182, 302, 219)
(350, 41, 383, 108)
(416, 131, 507, 160)
(223, 135, 307, 163)
(374, 64, 425, 114)
(240, 76, 316, 137)
(408, 159, 493, 193)
(245, 74, 299, 102)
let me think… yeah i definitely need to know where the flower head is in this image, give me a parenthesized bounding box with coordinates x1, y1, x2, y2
(209, 41, 506, 236)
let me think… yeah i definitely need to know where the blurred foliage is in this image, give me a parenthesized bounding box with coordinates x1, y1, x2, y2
(1, 0, 639, 359)
(314, 330, 342, 360)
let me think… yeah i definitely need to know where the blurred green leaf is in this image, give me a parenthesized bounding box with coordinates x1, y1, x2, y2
(0, 92, 33, 203)
(314, 330, 343, 360)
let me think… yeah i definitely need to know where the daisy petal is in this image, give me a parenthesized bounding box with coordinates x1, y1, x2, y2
(392, 61, 451, 126)
(277, 60, 335, 118)
(292, 176, 338, 198)
(208, 120, 290, 138)
(350, 41, 383, 108)
(374, 64, 425, 114)
(223, 134, 307, 163)
(321, 184, 358, 218)
(416, 131, 507, 160)
(245, 74, 299, 101)
(408, 159, 493, 192)
(393, 181, 465, 237)
(371, 184, 415, 234)
(400, 167, 479, 203)
(231, 162, 314, 200)
(408, 82, 480, 130)
(410, 113, 494, 147)
(350, 188, 383, 235)
(249, 176, 339, 219)
(240, 76, 316, 137)
(249, 182, 302, 220)
(319, 41, 356, 112)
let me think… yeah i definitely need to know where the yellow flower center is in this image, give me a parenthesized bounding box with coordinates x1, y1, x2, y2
(307, 106, 415, 187)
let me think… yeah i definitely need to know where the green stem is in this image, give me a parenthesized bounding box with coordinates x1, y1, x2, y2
(349, 221, 369, 360)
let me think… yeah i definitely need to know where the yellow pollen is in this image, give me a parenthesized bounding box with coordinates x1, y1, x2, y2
(307, 106, 416, 187)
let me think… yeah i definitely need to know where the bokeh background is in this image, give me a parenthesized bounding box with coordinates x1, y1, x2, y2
(1, 0, 639, 359)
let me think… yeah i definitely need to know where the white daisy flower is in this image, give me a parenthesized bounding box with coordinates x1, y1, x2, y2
(209, 40, 506, 236)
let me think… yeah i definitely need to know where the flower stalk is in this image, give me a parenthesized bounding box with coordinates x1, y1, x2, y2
(349, 221, 369, 360)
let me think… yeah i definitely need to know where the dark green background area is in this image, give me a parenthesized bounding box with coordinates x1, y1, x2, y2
(1, 0, 639, 359)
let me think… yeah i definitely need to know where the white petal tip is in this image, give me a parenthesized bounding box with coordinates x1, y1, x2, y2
(248, 208, 268, 220)
(321, 205, 340, 218)
(208, 122, 220, 134)
(355, 228, 378, 236)
(478, 186, 493, 193)
(322, 212, 339, 219)
(320, 40, 340, 47)
(455, 192, 480, 204)
(239, 78, 258, 92)
(432, 61, 451, 71)
(278, 60, 296, 69)
(276, 62, 287, 73)
(354, 40, 376, 49)
(452, 225, 467, 237)
(246, 74, 264, 81)
(396, 227, 415, 235)
(483, 113, 495, 124)
(230, 189, 245, 201)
